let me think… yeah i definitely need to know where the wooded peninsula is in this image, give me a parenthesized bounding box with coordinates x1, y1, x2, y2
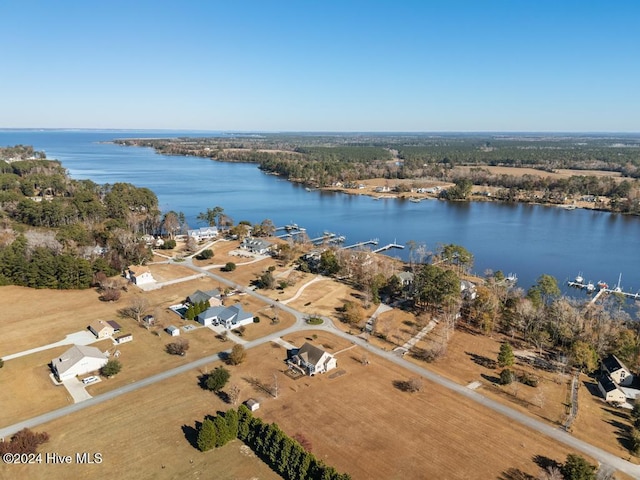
(116, 133, 640, 215)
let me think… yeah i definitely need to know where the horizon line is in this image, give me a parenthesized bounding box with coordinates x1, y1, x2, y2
(1, 128, 640, 136)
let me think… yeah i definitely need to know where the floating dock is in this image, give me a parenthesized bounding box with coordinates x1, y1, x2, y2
(372, 243, 405, 253)
(342, 239, 379, 250)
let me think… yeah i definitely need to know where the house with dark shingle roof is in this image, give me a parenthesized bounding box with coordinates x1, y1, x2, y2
(288, 342, 337, 376)
(597, 374, 626, 404)
(602, 354, 633, 387)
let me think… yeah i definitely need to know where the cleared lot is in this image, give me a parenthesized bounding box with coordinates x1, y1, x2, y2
(5, 336, 593, 480)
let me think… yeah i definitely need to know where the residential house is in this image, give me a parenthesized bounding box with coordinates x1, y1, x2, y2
(598, 375, 627, 404)
(196, 304, 254, 330)
(186, 289, 223, 308)
(125, 266, 156, 286)
(187, 226, 218, 241)
(288, 342, 337, 376)
(396, 271, 414, 287)
(240, 237, 273, 255)
(107, 320, 121, 333)
(88, 320, 115, 339)
(460, 280, 477, 301)
(51, 345, 108, 381)
(602, 354, 634, 387)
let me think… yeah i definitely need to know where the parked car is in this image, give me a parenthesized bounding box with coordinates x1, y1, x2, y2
(82, 376, 100, 385)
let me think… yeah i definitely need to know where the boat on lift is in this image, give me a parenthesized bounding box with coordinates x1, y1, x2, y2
(575, 272, 584, 284)
(586, 282, 595, 293)
(597, 281, 608, 290)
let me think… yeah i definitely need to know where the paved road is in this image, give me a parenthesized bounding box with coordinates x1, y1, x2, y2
(3, 257, 640, 477)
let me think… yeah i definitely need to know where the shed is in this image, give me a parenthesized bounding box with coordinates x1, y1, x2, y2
(166, 325, 180, 336)
(114, 333, 133, 344)
(245, 398, 260, 412)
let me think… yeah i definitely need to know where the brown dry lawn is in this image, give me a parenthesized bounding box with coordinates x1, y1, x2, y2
(456, 165, 624, 180)
(4, 336, 601, 480)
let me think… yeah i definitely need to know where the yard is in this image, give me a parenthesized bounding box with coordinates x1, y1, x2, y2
(6, 336, 600, 480)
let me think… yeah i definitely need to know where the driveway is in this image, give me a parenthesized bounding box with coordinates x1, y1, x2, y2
(2, 330, 98, 361)
(62, 378, 93, 403)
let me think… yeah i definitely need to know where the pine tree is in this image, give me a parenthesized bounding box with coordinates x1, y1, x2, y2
(225, 409, 239, 439)
(214, 415, 231, 447)
(497, 342, 515, 367)
(197, 418, 217, 452)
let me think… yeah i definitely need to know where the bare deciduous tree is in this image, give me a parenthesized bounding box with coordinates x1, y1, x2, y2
(228, 384, 241, 406)
(119, 296, 150, 324)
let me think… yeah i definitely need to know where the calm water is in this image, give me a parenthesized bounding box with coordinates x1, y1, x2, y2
(1, 129, 639, 293)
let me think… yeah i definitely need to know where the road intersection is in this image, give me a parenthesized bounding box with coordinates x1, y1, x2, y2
(2, 254, 639, 477)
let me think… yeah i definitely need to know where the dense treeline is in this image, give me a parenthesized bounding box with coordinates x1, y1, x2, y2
(196, 405, 351, 480)
(118, 135, 640, 211)
(0, 146, 160, 289)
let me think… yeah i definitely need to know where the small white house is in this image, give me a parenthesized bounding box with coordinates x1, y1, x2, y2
(52, 345, 108, 381)
(125, 266, 156, 286)
(88, 320, 115, 339)
(602, 354, 634, 387)
(166, 325, 180, 336)
(598, 375, 627, 404)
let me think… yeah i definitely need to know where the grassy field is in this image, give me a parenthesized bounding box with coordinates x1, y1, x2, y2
(1, 336, 598, 480)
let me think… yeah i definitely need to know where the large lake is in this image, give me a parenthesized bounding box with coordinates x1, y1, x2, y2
(2, 129, 639, 294)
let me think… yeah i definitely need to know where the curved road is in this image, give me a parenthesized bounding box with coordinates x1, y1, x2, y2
(2, 256, 639, 478)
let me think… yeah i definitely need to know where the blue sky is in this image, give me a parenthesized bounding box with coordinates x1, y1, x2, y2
(1, 1, 638, 131)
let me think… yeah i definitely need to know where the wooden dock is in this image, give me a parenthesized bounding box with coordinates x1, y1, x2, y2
(372, 243, 405, 253)
(342, 239, 379, 250)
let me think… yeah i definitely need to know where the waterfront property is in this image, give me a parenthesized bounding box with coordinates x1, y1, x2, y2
(187, 226, 218, 241)
(240, 237, 273, 255)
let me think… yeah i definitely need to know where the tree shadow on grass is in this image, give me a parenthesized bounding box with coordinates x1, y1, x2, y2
(182, 422, 201, 451)
(604, 407, 631, 421)
(497, 467, 535, 480)
(532, 454, 561, 471)
(466, 351, 497, 369)
(606, 418, 633, 451)
(481, 373, 501, 384)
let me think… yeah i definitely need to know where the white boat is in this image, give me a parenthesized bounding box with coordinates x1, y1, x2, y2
(575, 272, 584, 284)
(586, 282, 595, 293)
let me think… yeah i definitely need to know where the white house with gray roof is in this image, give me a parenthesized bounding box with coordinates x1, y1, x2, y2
(197, 304, 254, 329)
(187, 226, 218, 241)
(240, 237, 273, 255)
(52, 345, 108, 381)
